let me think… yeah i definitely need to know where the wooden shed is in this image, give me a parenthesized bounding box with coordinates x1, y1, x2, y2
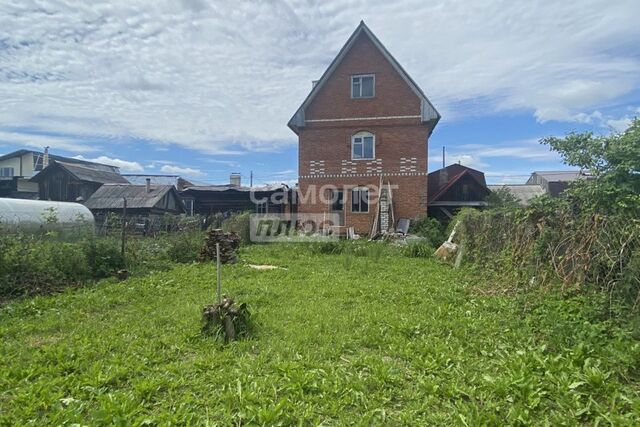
(427, 164, 490, 220)
(30, 160, 128, 202)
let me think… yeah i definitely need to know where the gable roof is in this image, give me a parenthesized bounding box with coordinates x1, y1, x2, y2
(0, 149, 120, 173)
(84, 184, 185, 211)
(428, 164, 488, 202)
(30, 161, 129, 184)
(527, 170, 586, 183)
(487, 184, 545, 206)
(288, 21, 440, 135)
(122, 174, 198, 188)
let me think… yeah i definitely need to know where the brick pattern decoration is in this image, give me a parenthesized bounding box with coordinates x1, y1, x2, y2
(309, 160, 325, 176)
(399, 157, 418, 173)
(340, 160, 357, 175)
(293, 30, 433, 234)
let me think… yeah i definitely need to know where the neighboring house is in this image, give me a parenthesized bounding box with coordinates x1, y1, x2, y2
(288, 21, 440, 234)
(30, 160, 128, 202)
(427, 164, 490, 220)
(0, 148, 119, 199)
(181, 174, 293, 218)
(487, 184, 545, 206)
(526, 170, 589, 197)
(84, 184, 185, 223)
(122, 174, 197, 191)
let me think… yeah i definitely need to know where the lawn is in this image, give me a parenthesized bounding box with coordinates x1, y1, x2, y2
(1, 243, 639, 425)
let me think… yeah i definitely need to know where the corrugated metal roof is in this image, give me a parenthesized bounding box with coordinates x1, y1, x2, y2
(0, 149, 119, 172)
(529, 171, 585, 183)
(56, 162, 129, 184)
(488, 184, 545, 205)
(84, 184, 175, 209)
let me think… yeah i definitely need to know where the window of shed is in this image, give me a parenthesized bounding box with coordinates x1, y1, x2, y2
(352, 132, 375, 160)
(351, 74, 374, 98)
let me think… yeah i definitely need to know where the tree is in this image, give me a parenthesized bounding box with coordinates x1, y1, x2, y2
(541, 118, 640, 217)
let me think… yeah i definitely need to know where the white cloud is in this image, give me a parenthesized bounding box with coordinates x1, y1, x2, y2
(0, 130, 99, 153)
(73, 155, 144, 172)
(0, 0, 639, 153)
(160, 164, 204, 176)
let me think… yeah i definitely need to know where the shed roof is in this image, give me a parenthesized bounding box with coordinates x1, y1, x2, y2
(487, 184, 545, 206)
(529, 171, 585, 183)
(287, 21, 440, 134)
(31, 161, 129, 184)
(84, 184, 180, 210)
(428, 164, 488, 202)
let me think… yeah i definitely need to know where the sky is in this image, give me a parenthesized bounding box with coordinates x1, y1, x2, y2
(0, 0, 639, 185)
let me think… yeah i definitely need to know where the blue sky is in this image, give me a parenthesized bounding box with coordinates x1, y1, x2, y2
(0, 0, 639, 185)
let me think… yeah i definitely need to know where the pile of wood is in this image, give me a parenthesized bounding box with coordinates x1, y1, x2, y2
(199, 229, 240, 263)
(202, 297, 250, 341)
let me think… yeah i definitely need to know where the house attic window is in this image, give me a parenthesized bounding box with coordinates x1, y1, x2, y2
(351, 74, 374, 98)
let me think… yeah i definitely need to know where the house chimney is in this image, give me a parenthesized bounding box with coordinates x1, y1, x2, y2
(145, 177, 151, 193)
(230, 173, 241, 187)
(43, 146, 50, 168)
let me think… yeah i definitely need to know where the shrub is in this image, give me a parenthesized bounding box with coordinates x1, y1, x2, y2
(166, 231, 204, 263)
(222, 212, 251, 245)
(408, 216, 446, 246)
(82, 237, 125, 278)
(402, 241, 434, 258)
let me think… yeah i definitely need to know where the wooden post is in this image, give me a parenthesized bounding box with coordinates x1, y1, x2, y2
(121, 198, 127, 258)
(216, 242, 221, 304)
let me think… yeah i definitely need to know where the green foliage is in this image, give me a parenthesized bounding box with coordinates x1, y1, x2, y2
(165, 231, 203, 264)
(0, 244, 639, 424)
(408, 216, 446, 246)
(82, 237, 125, 279)
(309, 240, 345, 255)
(541, 118, 640, 217)
(222, 211, 251, 245)
(486, 186, 521, 210)
(402, 241, 434, 258)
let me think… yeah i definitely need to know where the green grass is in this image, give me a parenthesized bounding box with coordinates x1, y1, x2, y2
(1, 243, 639, 425)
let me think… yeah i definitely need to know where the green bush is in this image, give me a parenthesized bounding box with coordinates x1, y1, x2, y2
(82, 237, 125, 278)
(166, 231, 203, 263)
(402, 241, 434, 258)
(408, 216, 446, 246)
(222, 211, 251, 245)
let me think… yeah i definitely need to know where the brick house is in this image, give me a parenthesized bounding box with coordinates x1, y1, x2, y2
(288, 21, 440, 235)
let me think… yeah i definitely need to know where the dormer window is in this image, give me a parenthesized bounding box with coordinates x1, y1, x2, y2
(351, 74, 375, 98)
(352, 132, 375, 160)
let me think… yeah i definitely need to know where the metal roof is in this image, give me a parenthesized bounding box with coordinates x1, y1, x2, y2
(488, 184, 545, 206)
(30, 161, 129, 184)
(181, 183, 286, 193)
(287, 21, 440, 134)
(122, 174, 195, 188)
(84, 184, 178, 210)
(528, 171, 585, 183)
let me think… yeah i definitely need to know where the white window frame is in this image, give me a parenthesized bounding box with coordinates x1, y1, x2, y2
(351, 187, 369, 213)
(0, 167, 14, 177)
(351, 74, 375, 99)
(351, 132, 375, 160)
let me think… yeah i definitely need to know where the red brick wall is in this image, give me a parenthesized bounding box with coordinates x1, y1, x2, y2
(306, 33, 421, 119)
(295, 31, 431, 234)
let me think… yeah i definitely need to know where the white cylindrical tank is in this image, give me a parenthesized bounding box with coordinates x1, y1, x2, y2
(0, 198, 95, 235)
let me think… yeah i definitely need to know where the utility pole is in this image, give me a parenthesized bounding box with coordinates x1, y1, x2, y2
(250, 170, 253, 187)
(121, 198, 127, 257)
(442, 146, 445, 168)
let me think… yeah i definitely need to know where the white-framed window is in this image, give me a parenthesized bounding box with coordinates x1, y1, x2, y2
(351, 187, 369, 213)
(352, 132, 375, 160)
(0, 167, 14, 177)
(351, 74, 375, 98)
